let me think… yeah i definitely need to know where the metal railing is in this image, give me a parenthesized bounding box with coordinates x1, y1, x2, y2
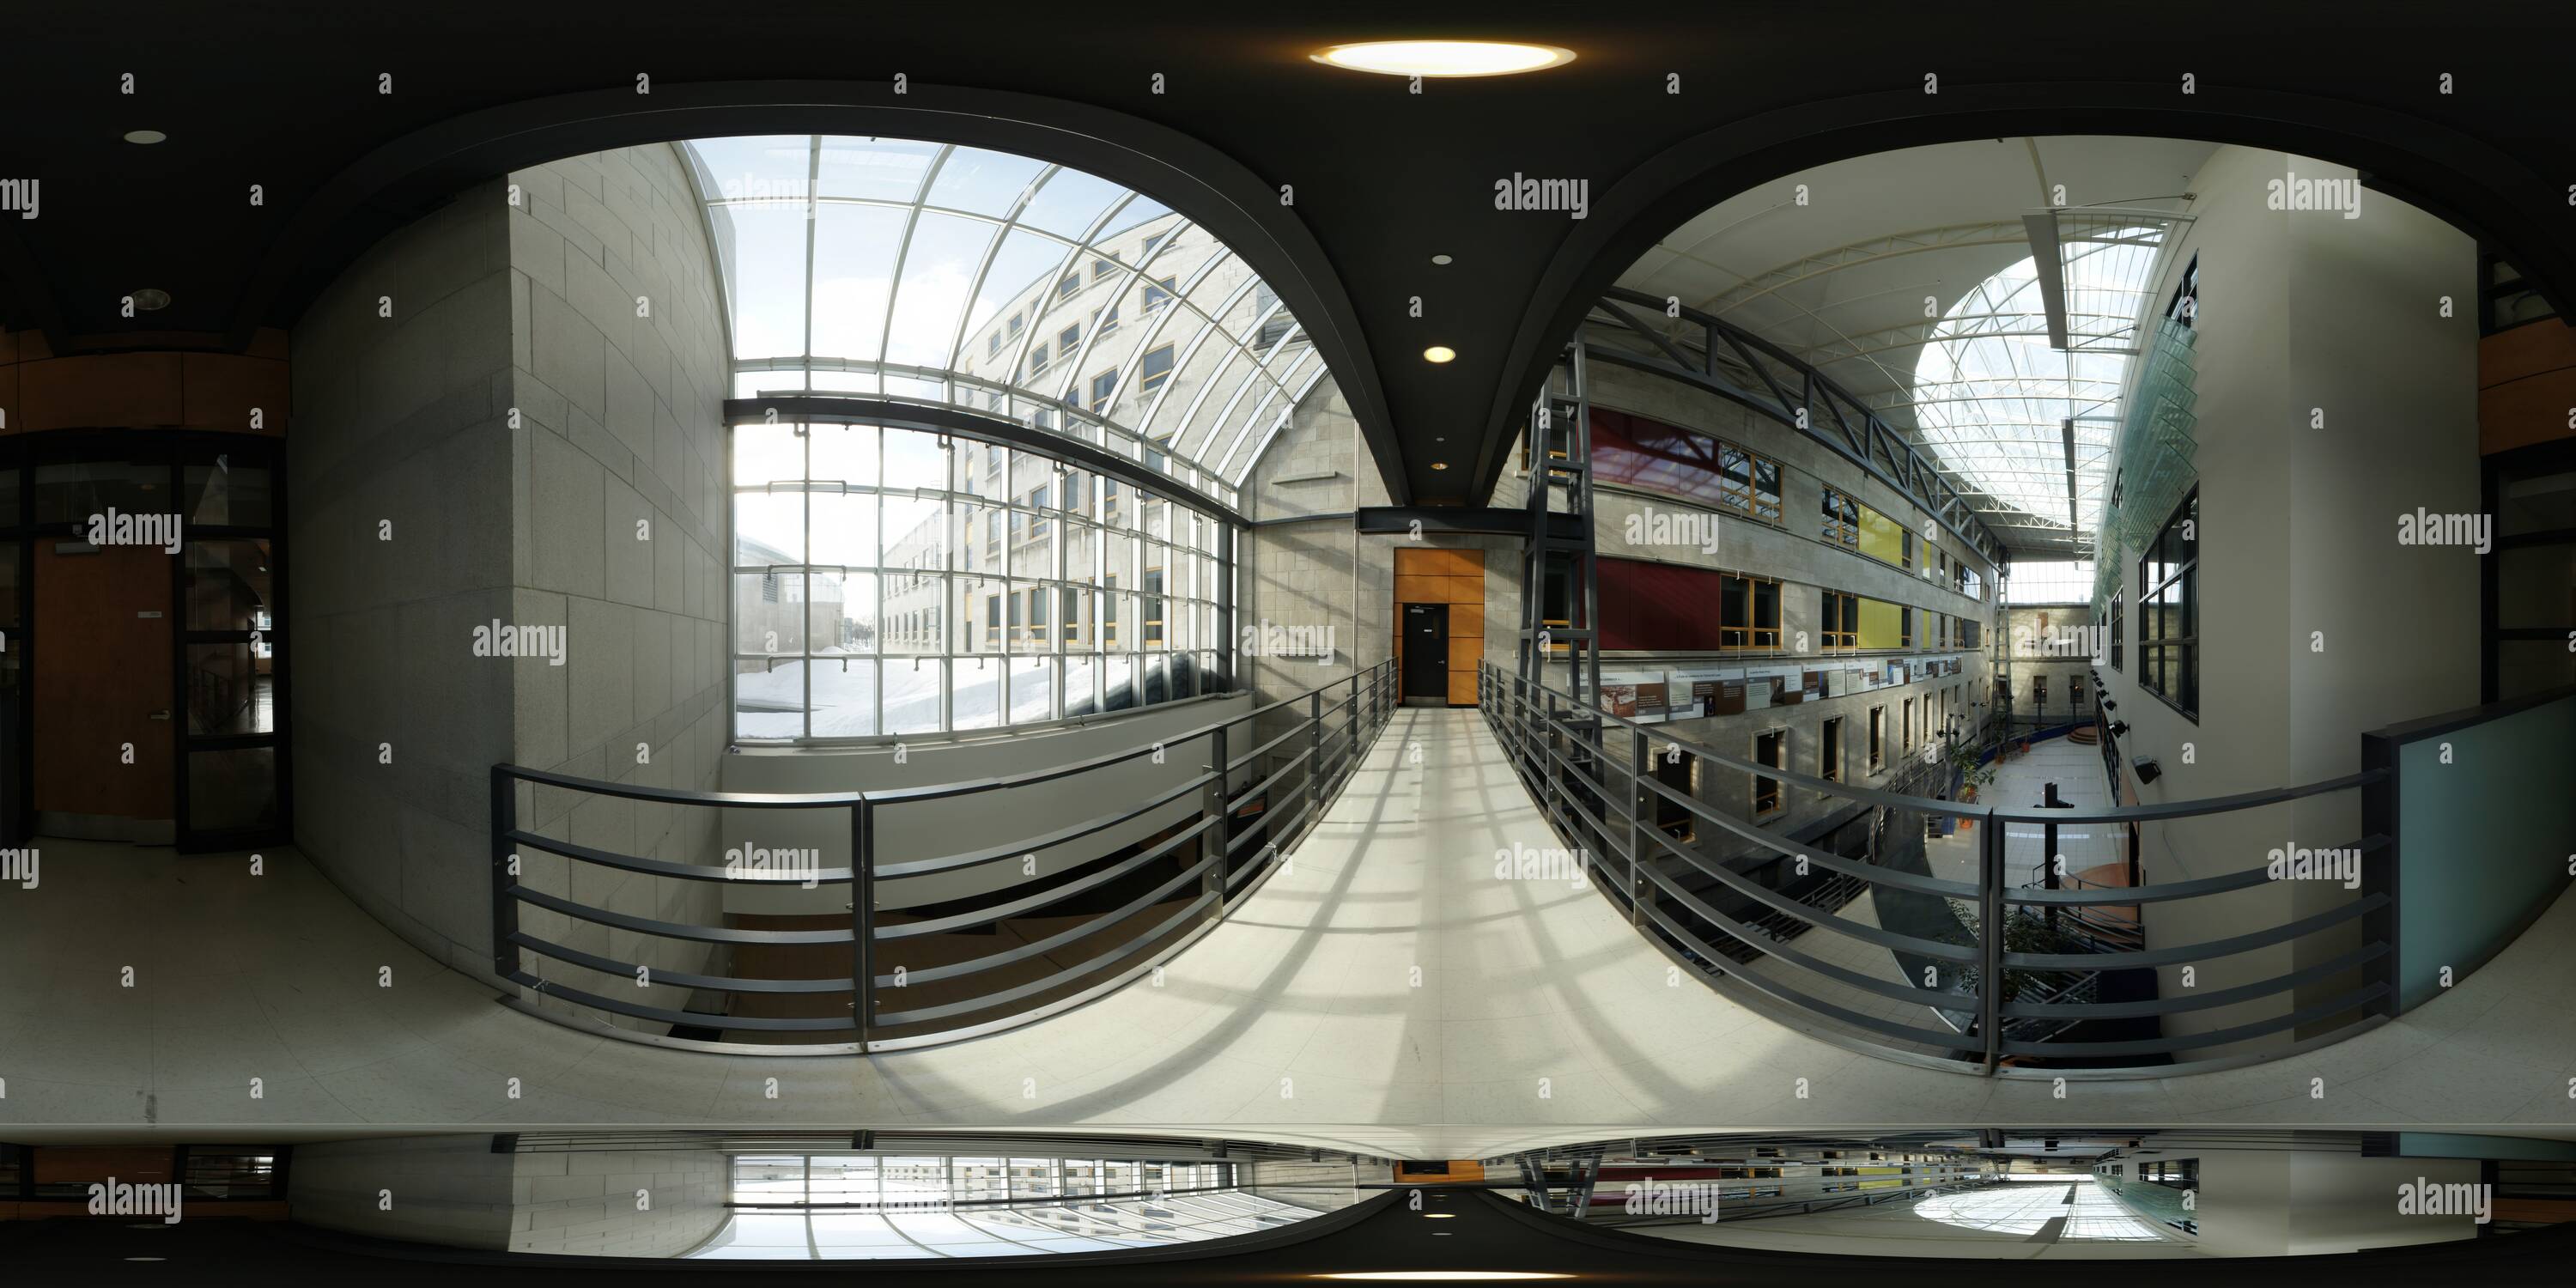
(491, 659, 1397, 1054)
(1479, 659, 2397, 1077)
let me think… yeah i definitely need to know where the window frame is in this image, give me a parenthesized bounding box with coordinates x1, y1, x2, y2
(1753, 727, 1786, 817)
(2136, 489, 2199, 719)
(1867, 705, 1886, 774)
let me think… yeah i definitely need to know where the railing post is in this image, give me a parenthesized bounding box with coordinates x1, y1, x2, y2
(490, 766, 518, 982)
(851, 799, 875, 1051)
(1978, 805, 2003, 1074)
(1305, 690, 1323, 822)
(1205, 724, 1230, 915)
(1627, 727, 1649, 927)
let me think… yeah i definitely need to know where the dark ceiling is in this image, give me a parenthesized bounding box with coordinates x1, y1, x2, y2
(3, 3, 2573, 507)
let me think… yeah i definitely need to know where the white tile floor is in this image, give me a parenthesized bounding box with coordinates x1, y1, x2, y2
(1631, 1177, 2202, 1260)
(1, 709, 2570, 1153)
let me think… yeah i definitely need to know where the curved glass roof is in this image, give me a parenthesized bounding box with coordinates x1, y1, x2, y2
(1907, 220, 2169, 552)
(685, 136, 1337, 507)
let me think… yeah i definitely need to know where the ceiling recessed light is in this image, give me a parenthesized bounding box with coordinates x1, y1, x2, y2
(1314, 1275, 1571, 1282)
(1431, 254, 1453, 265)
(1311, 41, 1576, 78)
(1422, 1212, 1455, 1218)
(128, 289, 172, 312)
(124, 129, 167, 144)
(1423, 345, 1456, 363)
(1431, 462, 1449, 471)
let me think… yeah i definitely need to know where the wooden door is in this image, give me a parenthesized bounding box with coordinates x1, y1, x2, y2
(33, 539, 173, 823)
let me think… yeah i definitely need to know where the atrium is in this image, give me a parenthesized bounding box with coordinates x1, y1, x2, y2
(0, 5, 2572, 1278)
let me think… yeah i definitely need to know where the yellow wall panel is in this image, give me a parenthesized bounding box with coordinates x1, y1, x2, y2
(1857, 504, 1905, 567)
(1857, 597, 1905, 649)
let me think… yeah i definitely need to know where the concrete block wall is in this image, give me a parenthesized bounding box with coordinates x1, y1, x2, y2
(289, 143, 736, 1017)
(504, 1147, 730, 1257)
(287, 1138, 729, 1257)
(502, 144, 735, 1026)
(289, 180, 521, 982)
(286, 1135, 519, 1249)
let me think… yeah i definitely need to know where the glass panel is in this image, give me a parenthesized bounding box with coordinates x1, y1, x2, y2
(185, 539, 273, 633)
(879, 494, 945, 572)
(735, 659, 808, 738)
(37, 454, 166, 525)
(1009, 657, 1054, 723)
(736, 571, 805, 654)
(881, 572, 942, 655)
(720, 204, 812, 361)
(1065, 654, 1098, 716)
(882, 429, 946, 491)
(184, 461, 272, 527)
(734, 491, 805, 564)
(1103, 655, 1135, 711)
(807, 202, 907, 359)
(809, 490, 877, 567)
(952, 657, 1000, 730)
(883, 658, 942, 734)
(808, 423, 879, 487)
(734, 422, 805, 485)
(186, 747, 278, 833)
(809, 570, 873, 656)
(185, 642, 271, 735)
(810, 659, 877, 738)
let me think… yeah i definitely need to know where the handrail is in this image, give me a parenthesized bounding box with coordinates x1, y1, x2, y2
(490, 657, 1399, 1054)
(1478, 659, 2404, 1078)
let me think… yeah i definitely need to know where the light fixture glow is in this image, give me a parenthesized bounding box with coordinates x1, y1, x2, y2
(1422, 1212, 1456, 1218)
(1311, 41, 1575, 78)
(1431, 254, 1454, 265)
(1423, 345, 1456, 363)
(124, 129, 167, 144)
(1315, 1275, 1572, 1282)
(1431, 462, 1449, 471)
(127, 289, 172, 312)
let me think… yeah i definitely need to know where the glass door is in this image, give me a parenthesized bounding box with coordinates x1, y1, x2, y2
(174, 438, 288, 853)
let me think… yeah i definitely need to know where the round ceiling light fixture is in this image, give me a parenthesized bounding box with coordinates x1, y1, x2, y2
(1310, 40, 1575, 78)
(1431, 253, 1454, 265)
(1423, 345, 1456, 363)
(1431, 462, 1449, 471)
(124, 129, 167, 144)
(127, 289, 173, 312)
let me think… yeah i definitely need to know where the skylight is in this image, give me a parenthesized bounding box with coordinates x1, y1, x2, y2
(1908, 220, 2170, 553)
(685, 137, 1334, 504)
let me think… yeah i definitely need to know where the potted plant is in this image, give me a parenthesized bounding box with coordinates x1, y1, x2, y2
(1951, 740, 1998, 804)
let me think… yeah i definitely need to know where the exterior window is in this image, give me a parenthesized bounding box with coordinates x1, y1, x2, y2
(987, 331, 1002, 357)
(1820, 716, 1844, 784)
(1139, 343, 1176, 393)
(1027, 343, 1048, 375)
(2138, 489, 2197, 715)
(1091, 255, 1118, 281)
(1821, 590, 1858, 649)
(2109, 589, 2125, 671)
(1253, 282, 1292, 350)
(1959, 618, 1979, 648)
(1868, 706, 1886, 773)
(2034, 674, 2047, 708)
(1716, 442, 1783, 524)
(2166, 252, 2199, 329)
(1720, 573, 1782, 649)
(1902, 530, 1917, 570)
(1060, 324, 1080, 354)
(1097, 302, 1120, 335)
(1959, 564, 1983, 599)
(1090, 369, 1118, 412)
(1143, 276, 1178, 311)
(1822, 487, 1860, 548)
(1899, 605, 1914, 648)
(1006, 312, 1023, 338)
(1753, 729, 1785, 816)
(1142, 232, 1166, 256)
(1056, 273, 1080, 299)
(1902, 699, 1914, 753)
